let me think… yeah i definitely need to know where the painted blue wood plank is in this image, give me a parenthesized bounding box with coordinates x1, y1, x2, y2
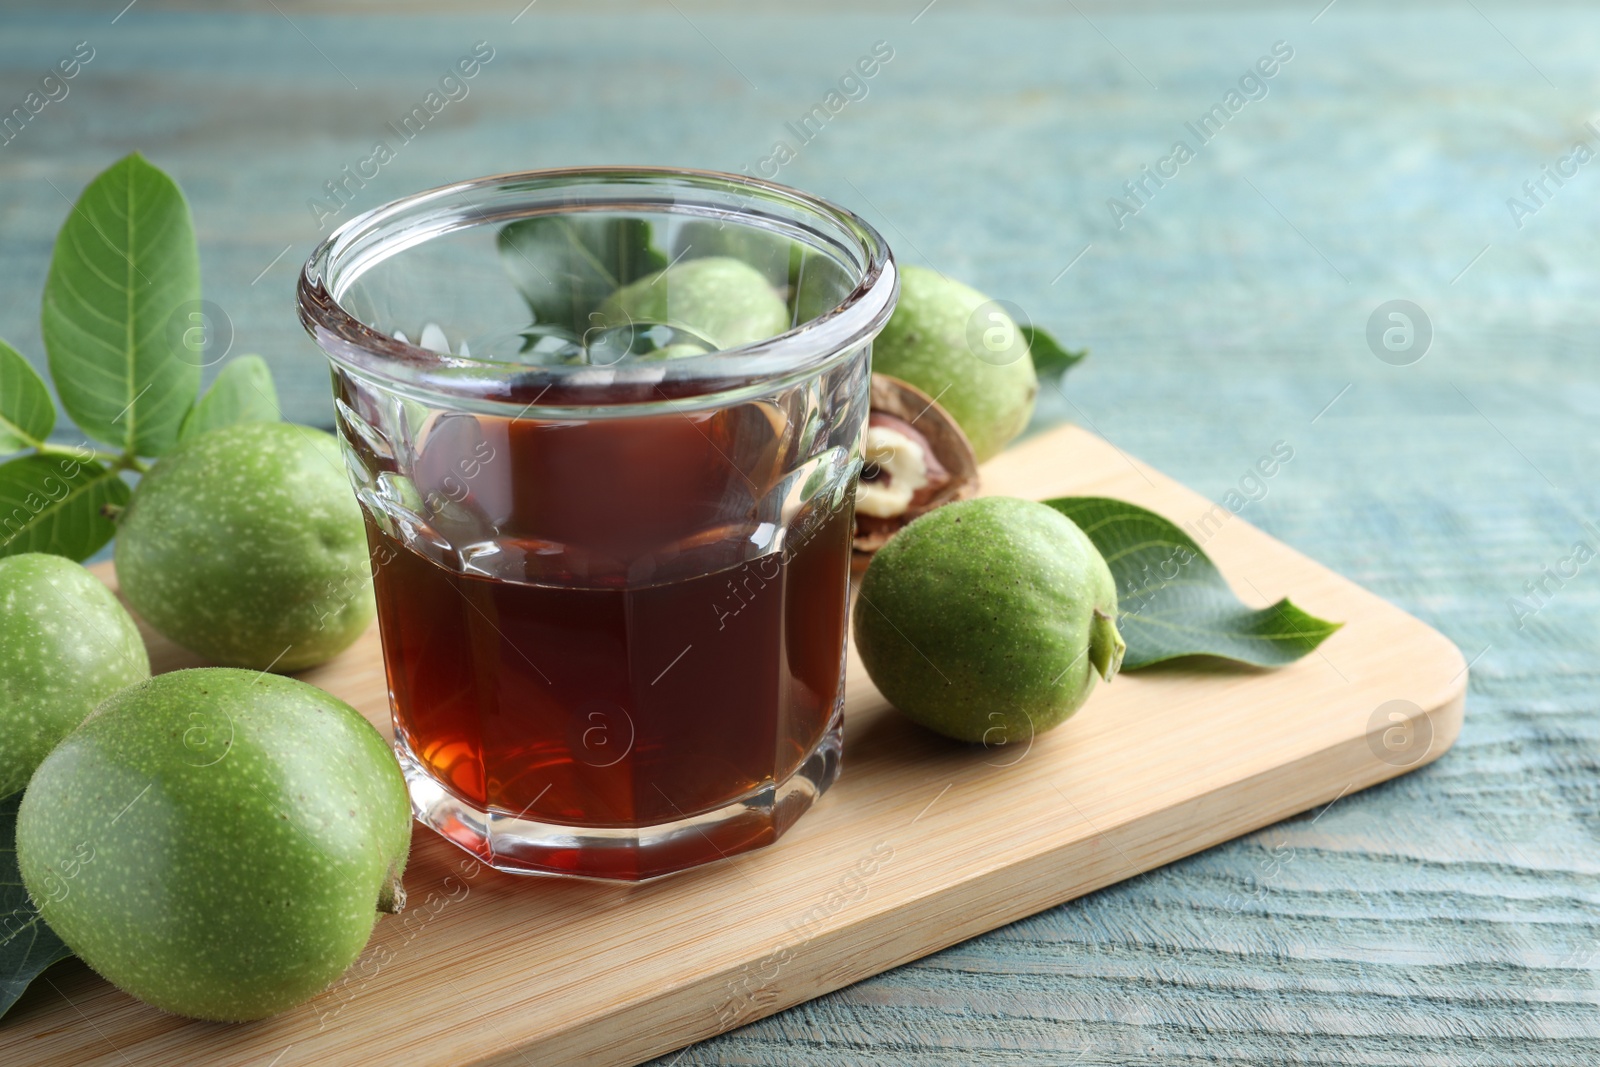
(0, 3, 1596, 1064)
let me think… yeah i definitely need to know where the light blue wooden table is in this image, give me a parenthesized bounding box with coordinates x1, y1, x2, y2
(2, 2, 1596, 1063)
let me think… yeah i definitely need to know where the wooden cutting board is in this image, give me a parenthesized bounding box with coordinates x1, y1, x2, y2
(0, 424, 1466, 1067)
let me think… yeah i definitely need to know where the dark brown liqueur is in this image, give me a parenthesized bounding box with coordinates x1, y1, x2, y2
(363, 403, 853, 875)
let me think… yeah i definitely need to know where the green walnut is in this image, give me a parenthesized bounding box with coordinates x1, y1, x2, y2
(114, 421, 373, 672)
(0, 553, 149, 797)
(17, 668, 412, 1022)
(870, 266, 1039, 462)
(596, 255, 791, 351)
(852, 496, 1124, 744)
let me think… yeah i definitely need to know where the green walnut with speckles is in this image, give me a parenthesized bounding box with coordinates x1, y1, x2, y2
(852, 496, 1125, 744)
(870, 265, 1039, 463)
(114, 421, 373, 672)
(595, 255, 791, 351)
(16, 668, 412, 1022)
(0, 554, 149, 797)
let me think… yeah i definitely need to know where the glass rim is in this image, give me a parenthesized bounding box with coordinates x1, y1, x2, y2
(297, 165, 897, 417)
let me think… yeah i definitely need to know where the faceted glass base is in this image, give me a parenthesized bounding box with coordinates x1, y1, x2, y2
(396, 717, 843, 881)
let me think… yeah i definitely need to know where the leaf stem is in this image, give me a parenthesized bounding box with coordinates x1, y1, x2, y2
(35, 442, 120, 465)
(33, 442, 150, 474)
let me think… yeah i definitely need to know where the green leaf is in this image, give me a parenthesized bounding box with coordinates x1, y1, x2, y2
(497, 217, 667, 332)
(1044, 495, 1341, 669)
(180, 354, 280, 442)
(0, 791, 73, 1021)
(0, 454, 129, 562)
(0, 341, 55, 455)
(1022, 325, 1086, 380)
(42, 153, 201, 458)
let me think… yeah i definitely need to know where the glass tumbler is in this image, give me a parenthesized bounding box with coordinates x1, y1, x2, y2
(298, 167, 897, 880)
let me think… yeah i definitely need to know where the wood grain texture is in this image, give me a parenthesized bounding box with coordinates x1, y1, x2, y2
(1, 2, 1597, 1063)
(0, 424, 1463, 1066)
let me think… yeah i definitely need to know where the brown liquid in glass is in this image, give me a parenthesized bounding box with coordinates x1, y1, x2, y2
(365, 404, 853, 873)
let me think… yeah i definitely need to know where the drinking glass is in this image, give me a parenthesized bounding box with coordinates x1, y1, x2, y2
(298, 167, 897, 880)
